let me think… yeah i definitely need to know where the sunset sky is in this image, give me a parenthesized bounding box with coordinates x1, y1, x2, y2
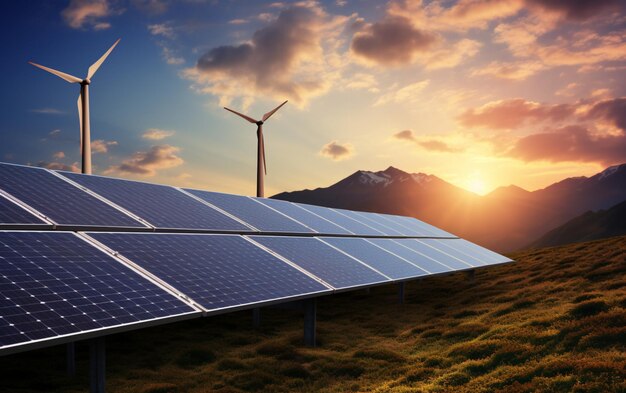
(1, 0, 625, 196)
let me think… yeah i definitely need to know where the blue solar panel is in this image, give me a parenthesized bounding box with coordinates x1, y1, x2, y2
(60, 172, 250, 231)
(255, 198, 352, 235)
(0, 163, 144, 228)
(366, 238, 453, 274)
(373, 214, 437, 237)
(425, 239, 492, 266)
(184, 190, 313, 233)
(0, 232, 197, 352)
(391, 216, 455, 238)
(452, 239, 512, 264)
(90, 233, 330, 311)
(0, 195, 47, 226)
(295, 204, 384, 236)
(320, 237, 428, 280)
(396, 239, 475, 269)
(251, 236, 389, 289)
(338, 210, 406, 236)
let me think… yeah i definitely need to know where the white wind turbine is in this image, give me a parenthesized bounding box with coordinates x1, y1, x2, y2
(224, 101, 288, 197)
(29, 39, 121, 174)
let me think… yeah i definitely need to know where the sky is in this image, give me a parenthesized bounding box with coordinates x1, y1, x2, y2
(1, 0, 625, 196)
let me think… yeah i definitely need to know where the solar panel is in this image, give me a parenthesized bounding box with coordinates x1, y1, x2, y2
(60, 172, 250, 232)
(0, 195, 48, 227)
(377, 214, 454, 237)
(396, 239, 475, 269)
(250, 236, 389, 290)
(184, 189, 313, 233)
(294, 203, 385, 236)
(89, 233, 330, 312)
(320, 237, 429, 280)
(255, 198, 352, 235)
(0, 163, 144, 229)
(338, 210, 406, 236)
(366, 238, 454, 274)
(0, 231, 197, 353)
(429, 239, 508, 266)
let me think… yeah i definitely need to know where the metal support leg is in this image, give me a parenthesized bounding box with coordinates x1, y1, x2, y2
(66, 342, 76, 377)
(398, 282, 405, 304)
(252, 308, 261, 328)
(466, 269, 476, 283)
(89, 337, 106, 393)
(304, 299, 317, 347)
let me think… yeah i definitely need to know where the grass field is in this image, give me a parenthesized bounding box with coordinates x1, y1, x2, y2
(1, 236, 625, 392)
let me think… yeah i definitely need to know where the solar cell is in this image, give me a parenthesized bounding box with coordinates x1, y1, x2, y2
(254, 198, 352, 235)
(452, 239, 512, 264)
(60, 172, 250, 231)
(0, 232, 197, 353)
(398, 239, 475, 269)
(251, 236, 389, 289)
(339, 210, 406, 236)
(366, 238, 453, 274)
(0, 195, 47, 226)
(0, 163, 144, 228)
(89, 233, 330, 312)
(320, 237, 429, 280)
(184, 189, 313, 233)
(378, 214, 454, 238)
(294, 203, 385, 236)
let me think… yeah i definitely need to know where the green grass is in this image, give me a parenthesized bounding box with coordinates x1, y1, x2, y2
(1, 236, 625, 392)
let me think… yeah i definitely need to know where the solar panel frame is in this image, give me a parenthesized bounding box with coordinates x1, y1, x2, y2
(0, 163, 149, 230)
(0, 193, 52, 230)
(58, 171, 253, 233)
(87, 232, 333, 315)
(0, 231, 200, 356)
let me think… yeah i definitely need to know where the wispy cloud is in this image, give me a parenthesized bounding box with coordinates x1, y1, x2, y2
(106, 145, 184, 176)
(374, 80, 429, 106)
(91, 139, 118, 154)
(148, 23, 175, 38)
(61, 0, 120, 30)
(142, 128, 175, 140)
(319, 140, 354, 161)
(392, 130, 461, 153)
(31, 108, 64, 115)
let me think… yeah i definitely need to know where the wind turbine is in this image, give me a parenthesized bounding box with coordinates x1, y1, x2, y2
(224, 100, 288, 197)
(29, 39, 121, 175)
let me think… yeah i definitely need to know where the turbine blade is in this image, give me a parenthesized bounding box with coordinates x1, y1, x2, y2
(87, 38, 121, 79)
(224, 107, 258, 123)
(77, 94, 83, 152)
(262, 100, 287, 122)
(29, 62, 82, 83)
(260, 133, 267, 175)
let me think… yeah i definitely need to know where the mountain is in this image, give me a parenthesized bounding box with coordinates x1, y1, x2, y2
(273, 164, 626, 252)
(530, 199, 626, 248)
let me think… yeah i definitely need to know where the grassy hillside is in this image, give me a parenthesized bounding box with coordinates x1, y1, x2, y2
(1, 236, 625, 393)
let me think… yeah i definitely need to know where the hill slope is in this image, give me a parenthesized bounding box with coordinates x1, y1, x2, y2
(1, 237, 625, 392)
(531, 200, 626, 248)
(274, 164, 626, 252)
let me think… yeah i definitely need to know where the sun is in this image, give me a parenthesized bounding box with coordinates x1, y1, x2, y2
(467, 177, 488, 195)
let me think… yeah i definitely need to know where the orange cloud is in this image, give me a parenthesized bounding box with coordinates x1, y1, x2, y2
(319, 141, 354, 161)
(106, 145, 184, 176)
(61, 0, 119, 30)
(458, 99, 575, 129)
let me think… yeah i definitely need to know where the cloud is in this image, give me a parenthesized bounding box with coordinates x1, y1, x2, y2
(350, 16, 438, 66)
(458, 99, 575, 129)
(142, 128, 175, 140)
(374, 80, 429, 106)
(160, 46, 184, 65)
(392, 130, 461, 153)
(525, 0, 620, 21)
(105, 145, 184, 176)
(319, 140, 354, 161)
(148, 23, 175, 38)
(91, 139, 118, 154)
(49, 129, 62, 137)
(31, 108, 64, 115)
(507, 125, 626, 166)
(183, 4, 345, 107)
(61, 0, 119, 30)
(471, 60, 545, 80)
(53, 151, 65, 159)
(132, 0, 169, 15)
(37, 161, 80, 172)
(424, 39, 482, 70)
(228, 19, 248, 25)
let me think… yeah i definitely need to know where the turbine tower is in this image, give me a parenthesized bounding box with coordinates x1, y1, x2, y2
(29, 39, 121, 175)
(224, 100, 288, 197)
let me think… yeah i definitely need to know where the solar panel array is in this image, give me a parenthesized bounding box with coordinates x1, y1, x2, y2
(0, 162, 513, 355)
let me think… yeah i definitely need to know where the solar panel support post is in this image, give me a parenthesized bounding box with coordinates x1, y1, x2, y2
(466, 269, 476, 283)
(398, 282, 405, 304)
(89, 337, 106, 393)
(304, 298, 316, 347)
(252, 308, 261, 328)
(66, 342, 76, 377)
